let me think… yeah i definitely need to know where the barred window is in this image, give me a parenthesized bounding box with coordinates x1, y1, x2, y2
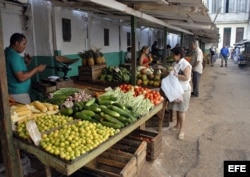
(223, 28, 231, 46)
(235, 27, 244, 43)
(227, 0, 248, 13)
(207, 0, 249, 14)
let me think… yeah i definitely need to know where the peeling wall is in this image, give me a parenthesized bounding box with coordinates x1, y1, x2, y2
(31, 0, 53, 56)
(0, 3, 24, 48)
(90, 18, 119, 53)
(53, 8, 87, 55)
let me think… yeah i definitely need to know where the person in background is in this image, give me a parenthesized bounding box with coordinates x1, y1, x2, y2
(151, 41, 162, 63)
(209, 47, 216, 66)
(234, 47, 240, 63)
(190, 40, 203, 97)
(151, 41, 160, 57)
(125, 47, 131, 63)
(230, 48, 235, 60)
(220, 45, 229, 67)
(5, 33, 46, 104)
(215, 47, 220, 59)
(165, 44, 172, 58)
(171, 43, 180, 53)
(159, 47, 192, 140)
(175, 43, 180, 48)
(139, 46, 152, 67)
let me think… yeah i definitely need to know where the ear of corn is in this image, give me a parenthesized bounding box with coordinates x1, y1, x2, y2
(14, 105, 30, 112)
(11, 114, 32, 123)
(10, 101, 59, 123)
(15, 109, 32, 117)
(52, 105, 59, 110)
(44, 103, 54, 111)
(33, 101, 47, 112)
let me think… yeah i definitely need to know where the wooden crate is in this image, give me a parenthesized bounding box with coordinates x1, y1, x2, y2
(78, 64, 106, 81)
(56, 79, 73, 89)
(83, 149, 137, 177)
(82, 137, 147, 177)
(113, 138, 147, 174)
(128, 129, 162, 161)
(145, 110, 171, 127)
(34, 82, 57, 93)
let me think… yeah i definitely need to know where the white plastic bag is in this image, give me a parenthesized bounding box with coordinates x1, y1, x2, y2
(26, 120, 41, 146)
(161, 72, 184, 102)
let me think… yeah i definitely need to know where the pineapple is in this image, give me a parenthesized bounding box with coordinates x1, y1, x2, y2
(87, 50, 95, 66)
(79, 52, 87, 66)
(100, 52, 106, 64)
(95, 49, 102, 65)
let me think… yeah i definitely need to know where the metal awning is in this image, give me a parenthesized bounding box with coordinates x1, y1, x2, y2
(48, 0, 219, 42)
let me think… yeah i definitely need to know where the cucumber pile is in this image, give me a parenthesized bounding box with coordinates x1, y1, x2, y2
(59, 95, 138, 129)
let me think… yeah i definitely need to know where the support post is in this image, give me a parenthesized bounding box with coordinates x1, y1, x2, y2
(131, 15, 137, 86)
(180, 32, 184, 48)
(0, 12, 22, 177)
(163, 27, 168, 65)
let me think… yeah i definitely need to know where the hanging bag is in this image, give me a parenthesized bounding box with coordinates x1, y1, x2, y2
(160, 71, 184, 103)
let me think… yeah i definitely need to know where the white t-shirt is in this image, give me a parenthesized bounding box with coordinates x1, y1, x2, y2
(193, 48, 203, 74)
(174, 58, 192, 91)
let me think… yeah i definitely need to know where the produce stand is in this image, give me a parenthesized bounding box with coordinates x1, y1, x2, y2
(13, 102, 163, 177)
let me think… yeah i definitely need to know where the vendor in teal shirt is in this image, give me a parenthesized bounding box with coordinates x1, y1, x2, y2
(5, 33, 46, 104)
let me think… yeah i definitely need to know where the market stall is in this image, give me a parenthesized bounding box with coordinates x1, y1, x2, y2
(9, 84, 167, 176)
(13, 102, 163, 176)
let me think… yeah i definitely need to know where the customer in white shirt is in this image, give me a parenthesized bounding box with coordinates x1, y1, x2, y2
(190, 40, 203, 97)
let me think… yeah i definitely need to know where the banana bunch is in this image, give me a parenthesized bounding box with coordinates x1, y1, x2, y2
(11, 101, 59, 123)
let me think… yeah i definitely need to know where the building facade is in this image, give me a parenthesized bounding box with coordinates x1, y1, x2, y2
(205, 0, 250, 49)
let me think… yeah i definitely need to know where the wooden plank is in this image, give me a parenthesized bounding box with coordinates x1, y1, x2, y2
(99, 152, 131, 163)
(106, 148, 133, 158)
(157, 100, 167, 132)
(118, 138, 142, 147)
(97, 163, 121, 174)
(112, 144, 137, 153)
(119, 157, 137, 177)
(85, 155, 137, 177)
(129, 129, 162, 161)
(83, 167, 121, 177)
(134, 141, 147, 158)
(80, 0, 193, 35)
(78, 64, 106, 71)
(97, 157, 126, 169)
(45, 165, 52, 177)
(14, 103, 163, 175)
(79, 70, 102, 75)
(0, 13, 22, 177)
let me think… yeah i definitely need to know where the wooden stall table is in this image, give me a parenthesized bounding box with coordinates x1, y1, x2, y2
(13, 102, 163, 177)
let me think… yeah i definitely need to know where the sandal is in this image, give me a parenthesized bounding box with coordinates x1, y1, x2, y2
(178, 132, 185, 140)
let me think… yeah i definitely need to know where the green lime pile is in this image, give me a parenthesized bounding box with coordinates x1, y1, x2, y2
(16, 114, 74, 139)
(40, 120, 120, 161)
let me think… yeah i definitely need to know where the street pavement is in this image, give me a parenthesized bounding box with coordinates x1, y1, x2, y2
(139, 58, 250, 177)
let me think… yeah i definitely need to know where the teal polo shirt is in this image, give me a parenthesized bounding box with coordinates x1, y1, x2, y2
(5, 47, 31, 94)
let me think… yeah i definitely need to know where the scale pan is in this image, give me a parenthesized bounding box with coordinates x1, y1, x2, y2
(55, 56, 79, 65)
